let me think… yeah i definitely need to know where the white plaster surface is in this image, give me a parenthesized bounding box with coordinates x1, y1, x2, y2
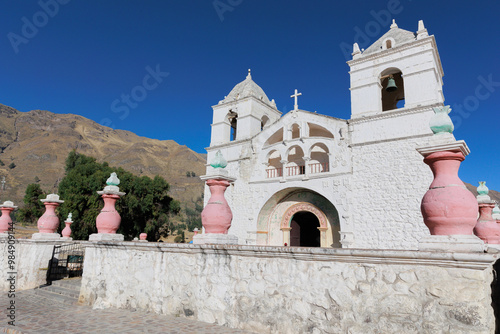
(192, 233, 238, 245)
(0, 240, 63, 291)
(89, 233, 124, 241)
(79, 243, 498, 334)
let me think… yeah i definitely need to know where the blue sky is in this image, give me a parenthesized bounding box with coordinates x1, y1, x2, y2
(0, 1, 499, 190)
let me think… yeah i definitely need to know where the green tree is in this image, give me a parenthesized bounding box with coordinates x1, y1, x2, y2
(0, 159, 4, 166)
(17, 184, 46, 224)
(8, 162, 15, 169)
(58, 151, 180, 241)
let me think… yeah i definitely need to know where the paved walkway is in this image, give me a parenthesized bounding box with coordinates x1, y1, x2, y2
(0, 289, 255, 334)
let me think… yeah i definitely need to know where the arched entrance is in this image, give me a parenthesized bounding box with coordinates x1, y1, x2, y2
(255, 188, 341, 247)
(290, 211, 320, 247)
(280, 202, 329, 247)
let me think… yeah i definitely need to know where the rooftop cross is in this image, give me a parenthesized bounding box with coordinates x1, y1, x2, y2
(290, 89, 302, 111)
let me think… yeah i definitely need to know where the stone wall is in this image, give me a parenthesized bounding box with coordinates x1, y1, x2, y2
(80, 242, 499, 334)
(0, 239, 88, 291)
(350, 134, 434, 249)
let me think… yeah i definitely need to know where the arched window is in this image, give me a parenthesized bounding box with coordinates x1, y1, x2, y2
(386, 40, 392, 49)
(227, 111, 238, 141)
(261, 115, 270, 131)
(264, 128, 283, 146)
(380, 68, 405, 111)
(291, 123, 300, 139)
(286, 146, 305, 176)
(266, 150, 282, 178)
(309, 143, 329, 174)
(308, 123, 334, 138)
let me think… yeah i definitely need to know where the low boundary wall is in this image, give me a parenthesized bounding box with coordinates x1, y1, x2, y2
(78, 242, 499, 333)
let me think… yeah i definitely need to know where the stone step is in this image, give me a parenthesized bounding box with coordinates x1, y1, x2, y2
(42, 284, 81, 299)
(51, 277, 82, 290)
(32, 287, 79, 305)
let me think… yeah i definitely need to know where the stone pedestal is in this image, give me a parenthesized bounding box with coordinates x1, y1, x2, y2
(193, 233, 238, 245)
(89, 233, 125, 241)
(32, 233, 62, 240)
(418, 235, 485, 253)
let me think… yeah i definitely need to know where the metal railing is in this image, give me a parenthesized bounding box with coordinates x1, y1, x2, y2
(47, 243, 86, 284)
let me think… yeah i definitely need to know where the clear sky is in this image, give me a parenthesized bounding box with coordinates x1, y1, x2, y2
(0, 1, 499, 190)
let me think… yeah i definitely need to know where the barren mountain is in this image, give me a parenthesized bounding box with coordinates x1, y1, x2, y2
(0, 104, 206, 209)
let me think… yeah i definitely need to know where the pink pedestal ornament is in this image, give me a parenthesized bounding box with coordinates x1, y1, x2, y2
(0, 201, 17, 234)
(474, 202, 500, 244)
(201, 179, 233, 234)
(96, 194, 122, 234)
(38, 202, 62, 234)
(139, 233, 147, 240)
(89, 172, 126, 241)
(420, 151, 478, 235)
(62, 221, 72, 238)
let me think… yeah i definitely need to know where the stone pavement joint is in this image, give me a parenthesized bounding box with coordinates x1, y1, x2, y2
(0, 286, 256, 334)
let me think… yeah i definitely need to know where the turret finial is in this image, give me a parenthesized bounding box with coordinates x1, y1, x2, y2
(247, 69, 251, 79)
(417, 20, 429, 39)
(390, 19, 398, 29)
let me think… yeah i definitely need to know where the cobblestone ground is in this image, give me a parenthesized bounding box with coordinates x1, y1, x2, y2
(0, 290, 255, 334)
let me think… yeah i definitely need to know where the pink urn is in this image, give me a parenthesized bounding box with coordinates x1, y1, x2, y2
(420, 151, 478, 235)
(37, 194, 64, 234)
(474, 202, 500, 244)
(0, 201, 17, 234)
(95, 172, 125, 234)
(201, 179, 233, 234)
(139, 233, 147, 240)
(96, 194, 121, 234)
(61, 213, 73, 238)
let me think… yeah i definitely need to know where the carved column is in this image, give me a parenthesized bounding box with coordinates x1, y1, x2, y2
(280, 159, 288, 182)
(281, 227, 291, 246)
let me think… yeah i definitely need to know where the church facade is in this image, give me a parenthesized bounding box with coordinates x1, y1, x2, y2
(204, 20, 448, 250)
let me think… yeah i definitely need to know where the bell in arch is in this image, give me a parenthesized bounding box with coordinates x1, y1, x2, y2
(385, 76, 397, 92)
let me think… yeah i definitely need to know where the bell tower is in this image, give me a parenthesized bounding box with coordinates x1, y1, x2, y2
(348, 20, 444, 118)
(210, 70, 281, 146)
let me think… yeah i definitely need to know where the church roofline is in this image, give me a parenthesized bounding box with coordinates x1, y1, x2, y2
(212, 95, 281, 113)
(347, 35, 444, 79)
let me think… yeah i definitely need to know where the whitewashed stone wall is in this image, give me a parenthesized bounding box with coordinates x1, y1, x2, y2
(80, 243, 498, 334)
(350, 135, 434, 249)
(0, 240, 64, 291)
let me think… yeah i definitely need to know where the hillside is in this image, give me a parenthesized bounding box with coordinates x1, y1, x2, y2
(0, 104, 206, 210)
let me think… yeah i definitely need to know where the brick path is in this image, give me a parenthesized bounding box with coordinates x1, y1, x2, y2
(0, 289, 255, 334)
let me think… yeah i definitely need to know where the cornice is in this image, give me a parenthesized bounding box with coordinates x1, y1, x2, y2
(80, 242, 499, 270)
(347, 35, 436, 67)
(348, 103, 441, 125)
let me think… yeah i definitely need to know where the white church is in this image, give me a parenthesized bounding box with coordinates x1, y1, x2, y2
(205, 20, 446, 250)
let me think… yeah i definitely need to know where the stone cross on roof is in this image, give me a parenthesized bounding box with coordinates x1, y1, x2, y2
(291, 89, 302, 111)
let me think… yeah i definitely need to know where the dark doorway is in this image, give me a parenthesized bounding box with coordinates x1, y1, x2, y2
(289, 211, 320, 247)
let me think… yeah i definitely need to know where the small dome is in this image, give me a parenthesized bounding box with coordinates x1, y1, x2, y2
(222, 70, 273, 107)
